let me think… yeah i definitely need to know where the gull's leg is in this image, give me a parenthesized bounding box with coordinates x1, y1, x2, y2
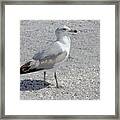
(54, 72, 59, 88)
(44, 71, 46, 86)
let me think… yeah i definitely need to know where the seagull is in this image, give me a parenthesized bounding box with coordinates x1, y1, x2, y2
(20, 26, 77, 88)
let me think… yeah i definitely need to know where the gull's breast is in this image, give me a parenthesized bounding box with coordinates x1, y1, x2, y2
(55, 41, 70, 64)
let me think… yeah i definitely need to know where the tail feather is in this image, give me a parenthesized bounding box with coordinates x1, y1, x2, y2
(20, 61, 32, 74)
(20, 61, 44, 74)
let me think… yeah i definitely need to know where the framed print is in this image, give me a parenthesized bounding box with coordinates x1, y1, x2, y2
(0, 0, 119, 119)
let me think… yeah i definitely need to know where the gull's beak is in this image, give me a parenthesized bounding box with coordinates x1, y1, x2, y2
(69, 29, 77, 34)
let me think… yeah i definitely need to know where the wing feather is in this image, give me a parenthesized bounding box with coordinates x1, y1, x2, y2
(34, 42, 67, 69)
(21, 42, 68, 74)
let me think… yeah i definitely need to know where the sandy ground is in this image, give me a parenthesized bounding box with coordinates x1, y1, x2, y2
(20, 20, 100, 100)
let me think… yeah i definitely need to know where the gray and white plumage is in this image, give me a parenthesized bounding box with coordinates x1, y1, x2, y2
(32, 38, 68, 70)
(20, 26, 77, 74)
(20, 26, 77, 87)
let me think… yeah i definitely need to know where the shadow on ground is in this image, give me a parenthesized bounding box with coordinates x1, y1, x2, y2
(20, 79, 50, 91)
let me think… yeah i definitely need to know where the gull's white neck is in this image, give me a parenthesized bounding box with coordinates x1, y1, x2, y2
(57, 35, 71, 45)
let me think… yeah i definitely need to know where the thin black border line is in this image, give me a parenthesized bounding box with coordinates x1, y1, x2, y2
(1, 0, 119, 119)
(1, 0, 119, 5)
(1, 1, 5, 119)
(2, 115, 119, 119)
(115, 2, 119, 119)
(0, 1, 1, 119)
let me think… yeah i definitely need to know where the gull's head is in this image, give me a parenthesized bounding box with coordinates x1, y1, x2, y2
(55, 25, 77, 38)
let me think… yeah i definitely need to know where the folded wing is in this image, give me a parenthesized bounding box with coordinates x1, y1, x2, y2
(20, 42, 67, 74)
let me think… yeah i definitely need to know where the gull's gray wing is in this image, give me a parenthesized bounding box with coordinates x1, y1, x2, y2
(32, 50, 45, 60)
(33, 42, 61, 60)
(32, 42, 67, 69)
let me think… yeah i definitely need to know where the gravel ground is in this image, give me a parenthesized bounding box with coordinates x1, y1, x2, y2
(20, 20, 100, 100)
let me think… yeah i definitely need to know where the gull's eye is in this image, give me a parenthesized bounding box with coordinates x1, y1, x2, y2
(63, 28, 66, 31)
